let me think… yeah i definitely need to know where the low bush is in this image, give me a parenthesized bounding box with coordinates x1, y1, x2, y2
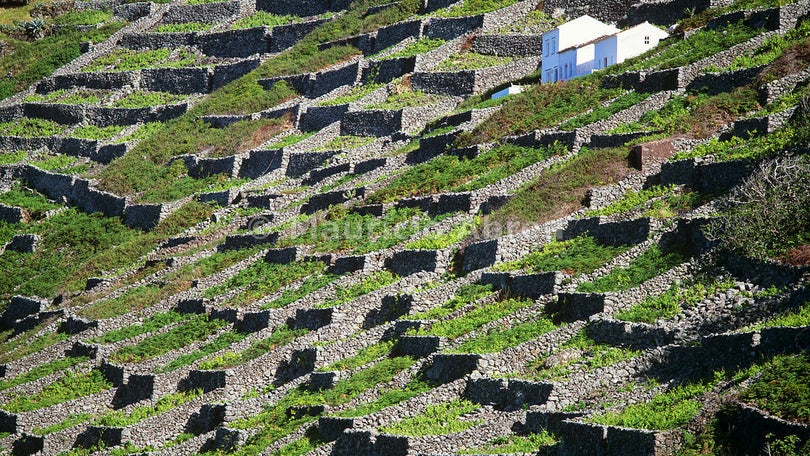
(410, 283, 494, 320)
(231, 12, 298, 30)
(616, 277, 736, 323)
(740, 353, 810, 423)
(417, 297, 531, 339)
(322, 270, 400, 307)
(95, 389, 202, 427)
(379, 399, 480, 436)
(199, 324, 307, 370)
(109, 314, 227, 363)
(460, 431, 558, 454)
(3, 369, 112, 413)
(205, 260, 326, 307)
(495, 236, 630, 275)
(577, 244, 688, 293)
(382, 38, 445, 59)
(91, 310, 190, 344)
(451, 315, 557, 353)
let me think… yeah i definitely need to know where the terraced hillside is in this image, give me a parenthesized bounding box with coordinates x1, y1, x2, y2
(0, 0, 809, 454)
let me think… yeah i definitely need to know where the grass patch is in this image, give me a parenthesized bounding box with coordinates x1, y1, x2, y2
(0, 118, 65, 137)
(0, 182, 60, 217)
(0, 324, 68, 364)
(157, 330, 248, 373)
(416, 297, 532, 339)
(577, 244, 688, 293)
(109, 314, 227, 363)
(91, 310, 191, 344)
(33, 413, 94, 435)
(83, 47, 199, 72)
(450, 315, 557, 354)
(316, 135, 375, 151)
(0, 150, 26, 165)
(560, 91, 651, 131)
(3, 369, 112, 413)
(587, 379, 714, 430)
(410, 283, 494, 320)
(112, 91, 186, 108)
(525, 329, 639, 380)
(154, 22, 212, 33)
(434, 52, 513, 71)
(95, 389, 203, 427)
(321, 340, 394, 371)
(232, 12, 299, 29)
(30, 154, 88, 174)
(319, 270, 400, 308)
(336, 376, 433, 417)
(495, 236, 630, 275)
(199, 324, 308, 370)
(487, 146, 632, 227)
(317, 82, 384, 106)
(740, 352, 810, 423)
(406, 217, 479, 249)
(615, 277, 736, 323)
(460, 431, 558, 454)
(0, 356, 86, 392)
(0, 23, 124, 100)
(457, 75, 622, 145)
(755, 301, 810, 329)
(261, 272, 340, 310)
(382, 37, 445, 59)
(369, 143, 565, 203)
(205, 260, 326, 307)
(379, 399, 481, 436)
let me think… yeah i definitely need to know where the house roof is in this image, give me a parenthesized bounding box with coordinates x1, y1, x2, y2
(551, 15, 620, 51)
(616, 21, 670, 39)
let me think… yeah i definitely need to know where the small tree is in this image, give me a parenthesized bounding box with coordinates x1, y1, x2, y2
(706, 154, 810, 260)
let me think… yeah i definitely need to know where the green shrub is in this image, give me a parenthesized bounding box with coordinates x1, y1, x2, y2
(382, 38, 445, 59)
(30, 154, 88, 174)
(336, 376, 433, 417)
(450, 316, 557, 353)
(321, 340, 394, 371)
(616, 278, 736, 323)
(380, 399, 481, 436)
(705, 155, 810, 259)
(587, 379, 714, 430)
(3, 369, 113, 413)
(406, 218, 479, 250)
(112, 91, 186, 108)
(53, 10, 112, 26)
(755, 301, 810, 329)
(321, 270, 400, 308)
(232, 11, 298, 29)
(434, 52, 513, 71)
(0, 118, 65, 137)
(560, 91, 651, 131)
(432, 0, 519, 17)
(109, 314, 227, 363)
(0, 183, 60, 217)
(261, 272, 339, 310)
(369, 143, 565, 203)
(154, 22, 211, 33)
(205, 260, 326, 307)
(577, 245, 688, 293)
(70, 124, 125, 140)
(0, 356, 86, 392)
(495, 236, 630, 275)
(740, 353, 810, 423)
(91, 311, 191, 344)
(410, 283, 494, 320)
(0, 150, 26, 165)
(95, 389, 202, 427)
(417, 297, 531, 339)
(317, 83, 384, 106)
(460, 431, 558, 454)
(316, 135, 374, 151)
(487, 146, 632, 226)
(33, 413, 94, 435)
(157, 330, 248, 372)
(525, 329, 639, 380)
(199, 324, 308, 370)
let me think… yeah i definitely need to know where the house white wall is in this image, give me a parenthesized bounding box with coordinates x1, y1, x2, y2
(542, 15, 620, 83)
(594, 22, 668, 70)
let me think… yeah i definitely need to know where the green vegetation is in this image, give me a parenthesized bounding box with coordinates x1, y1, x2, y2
(33, 413, 94, 435)
(755, 301, 810, 329)
(30, 154, 88, 174)
(0, 182, 60, 217)
(199, 324, 308, 370)
(524, 329, 639, 380)
(81, 283, 164, 320)
(729, 18, 810, 71)
(109, 314, 227, 363)
(265, 131, 315, 149)
(154, 22, 212, 33)
(406, 217, 479, 249)
(433, 0, 519, 17)
(410, 283, 494, 320)
(0, 22, 124, 100)
(83, 47, 199, 72)
(317, 83, 383, 106)
(91, 310, 191, 344)
(96, 389, 202, 427)
(0, 150, 26, 165)
(321, 270, 400, 308)
(609, 22, 759, 73)
(740, 353, 810, 423)
(232, 12, 298, 29)
(0, 356, 86, 392)
(383, 38, 445, 59)
(26, 89, 102, 104)
(336, 376, 433, 417)
(261, 272, 339, 310)
(0, 324, 68, 364)
(488, 146, 632, 226)
(321, 340, 394, 371)
(416, 297, 532, 339)
(451, 315, 557, 353)
(435, 52, 513, 71)
(458, 75, 622, 145)
(560, 91, 651, 131)
(204, 260, 326, 307)
(112, 91, 186, 108)
(380, 399, 481, 436)
(616, 278, 736, 323)
(495, 236, 630, 275)
(3, 369, 112, 413)
(587, 379, 715, 430)
(157, 330, 248, 372)
(460, 431, 558, 454)
(0, 118, 65, 137)
(70, 124, 125, 141)
(706, 155, 809, 259)
(577, 245, 688, 293)
(584, 185, 711, 218)
(369, 143, 565, 202)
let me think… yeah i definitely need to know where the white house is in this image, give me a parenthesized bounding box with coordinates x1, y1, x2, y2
(541, 15, 619, 84)
(593, 22, 669, 71)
